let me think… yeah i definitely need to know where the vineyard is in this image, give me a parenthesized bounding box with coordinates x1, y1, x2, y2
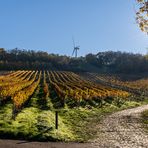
(0, 70, 130, 112)
(0, 70, 147, 141)
(79, 72, 148, 97)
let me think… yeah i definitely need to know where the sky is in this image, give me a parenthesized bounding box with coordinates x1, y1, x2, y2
(0, 0, 147, 56)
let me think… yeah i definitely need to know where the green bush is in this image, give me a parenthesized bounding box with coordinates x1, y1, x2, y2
(113, 97, 125, 107)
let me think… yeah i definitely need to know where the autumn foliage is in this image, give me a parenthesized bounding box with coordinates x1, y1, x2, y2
(136, 0, 148, 33)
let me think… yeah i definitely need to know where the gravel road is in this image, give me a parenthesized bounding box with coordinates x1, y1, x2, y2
(91, 104, 148, 148)
(0, 104, 148, 148)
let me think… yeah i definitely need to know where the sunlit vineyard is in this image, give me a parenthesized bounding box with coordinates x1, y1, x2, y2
(47, 71, 129, 101)
(0, 70, 131, 113)
(81, 72, 148, 96)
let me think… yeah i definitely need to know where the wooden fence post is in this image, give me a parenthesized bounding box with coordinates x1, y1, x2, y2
(55, 111, 58, 129)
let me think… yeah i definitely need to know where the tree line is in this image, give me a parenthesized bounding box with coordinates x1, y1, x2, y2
(0, 48, 148, 74)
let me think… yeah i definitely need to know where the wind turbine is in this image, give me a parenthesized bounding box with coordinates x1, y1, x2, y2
(72, 37, 80, 58)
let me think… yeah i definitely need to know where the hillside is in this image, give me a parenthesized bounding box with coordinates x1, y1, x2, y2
(1, 48, 148, 73)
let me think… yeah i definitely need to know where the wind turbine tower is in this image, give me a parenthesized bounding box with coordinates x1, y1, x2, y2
(72, 37, 80, 58)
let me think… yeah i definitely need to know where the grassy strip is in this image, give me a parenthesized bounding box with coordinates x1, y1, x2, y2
(0, 97, 147, 142)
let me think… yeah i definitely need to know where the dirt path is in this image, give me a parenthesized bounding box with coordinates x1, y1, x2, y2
(91, 104, 148, 148)
(0, 105, 148, 148)
(0, 140, 91, 148)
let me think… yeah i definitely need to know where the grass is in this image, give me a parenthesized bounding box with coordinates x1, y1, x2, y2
(0, 102, 74, 141)
(141, 110, 148, 132)
(0, 95, 147, 142)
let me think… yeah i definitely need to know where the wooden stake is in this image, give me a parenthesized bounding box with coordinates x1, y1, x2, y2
(55, 111, 58, 129)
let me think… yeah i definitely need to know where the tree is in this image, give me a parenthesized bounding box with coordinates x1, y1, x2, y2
(136, 0, 148, 34)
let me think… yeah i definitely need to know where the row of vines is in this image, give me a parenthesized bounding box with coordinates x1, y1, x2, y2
(81, 73, 148, 96)
(47, 71, 130, 102)
(0, 70, 132, 116)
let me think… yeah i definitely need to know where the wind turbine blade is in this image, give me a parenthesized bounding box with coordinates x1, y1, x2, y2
(72, 49, 75, 56)
(75, 50, 77, 58)
(72, 37, 75, 48)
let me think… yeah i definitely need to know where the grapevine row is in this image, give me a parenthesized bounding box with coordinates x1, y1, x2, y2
(0, 71, 38, 100)
(13, 71, 41, 110)
(47, 71, 130, 102)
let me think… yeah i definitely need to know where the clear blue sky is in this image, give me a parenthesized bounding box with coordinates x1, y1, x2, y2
(0, 0, 147, 56)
